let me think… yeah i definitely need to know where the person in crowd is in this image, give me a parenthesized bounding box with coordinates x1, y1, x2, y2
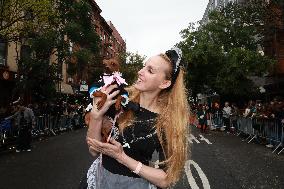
(212, 102, 223, 130)
(32, 103, 41, 117)
(243, 103, 252, 117)
(222, 102, 232, 132)
(278, 103, 284, 124)
(250, 101, 257, 118)
(197, 104, 208, 133)
(82, 48, 189, 189)
(5, 99, 35, 152)
(230, 103, 239, 133)
(205, 104, 213, 131)
(265, 100, 283, 148)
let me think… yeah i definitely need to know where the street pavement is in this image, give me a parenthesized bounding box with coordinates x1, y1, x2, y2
(0, 126, 283, 189)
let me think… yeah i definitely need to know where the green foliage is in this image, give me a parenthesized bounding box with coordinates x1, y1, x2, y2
(119, 51, 145, 85)
(59, 0, 101, 81)
(178, 0, 276, 99)
(0, 0, 57, 41)
(2, 0, 101, 101)
(15, 32, 59, 101)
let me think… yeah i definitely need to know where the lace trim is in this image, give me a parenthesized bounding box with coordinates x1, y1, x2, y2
(87, 155, 102, 189)
(86, 155, 158, 189)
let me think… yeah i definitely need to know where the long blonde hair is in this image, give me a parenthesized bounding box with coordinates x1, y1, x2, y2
(118, 54, 190, 186)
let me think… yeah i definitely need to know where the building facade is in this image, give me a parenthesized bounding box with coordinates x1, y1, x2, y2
(0, 41, 18, 107)
(89, 1, 126, 59)
(264, 2, 284, 94)
(0, 0, 127, 106)
(107, 21, 126, 58)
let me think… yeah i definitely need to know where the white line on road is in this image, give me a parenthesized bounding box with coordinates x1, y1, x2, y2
(184, 160, 211, 189)
(188, 134, 200, 144)
(199, 135, 212, 144)
(184, 160, 199, 189)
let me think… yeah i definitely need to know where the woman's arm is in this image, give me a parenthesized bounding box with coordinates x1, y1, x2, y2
(87, 137, 170, 188)
(119, 151, 169, 188)
(86, 116, 103, 158)
(86, 84, 120, 158)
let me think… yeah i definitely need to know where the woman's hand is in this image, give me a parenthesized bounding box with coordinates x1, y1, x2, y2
(89, 84, 120, 120)
(87, 137, 125, 164)
(87, 137, 170, 188)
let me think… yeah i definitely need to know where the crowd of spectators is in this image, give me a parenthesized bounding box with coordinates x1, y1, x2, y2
(1, 95, 88, 121)
(191, 98, 284, 149)
(192, 98, 284, 126)
(0, 95, 89, 152)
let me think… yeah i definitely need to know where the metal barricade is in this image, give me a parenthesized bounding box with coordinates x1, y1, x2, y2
(58, 115, 70, 131)
(35, 115, 57, 136)
(47, 115, 57, 136)
(272, 122, 283, 155)
(0, 119, 12, 146)
(245, 117, 256, 143)
(277, 123, 284, 154)
(1, 112, 84, 151)
(236, 117, 255, 142)
(237, 116, 283, 154)
(35, 115, 45, 135)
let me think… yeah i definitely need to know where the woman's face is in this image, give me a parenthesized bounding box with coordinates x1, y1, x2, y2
(134, 55, 171, 92)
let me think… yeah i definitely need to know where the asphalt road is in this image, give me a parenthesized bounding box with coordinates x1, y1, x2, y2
(0, 126, 283, 189)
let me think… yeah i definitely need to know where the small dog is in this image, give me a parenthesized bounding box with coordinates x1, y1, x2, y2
(85, 58, 129, 142)
(94, 58, 128, 112)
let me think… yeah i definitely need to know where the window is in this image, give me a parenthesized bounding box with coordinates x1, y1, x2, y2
(20, 45, 32, 61)
(0, 40, 7, 66)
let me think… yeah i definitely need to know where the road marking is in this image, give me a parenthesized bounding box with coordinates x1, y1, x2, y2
(199, 135, 212, 144)
(184, 160, 199, 189)
(188, 134, 200, 144)
(184, 160, 211, 189)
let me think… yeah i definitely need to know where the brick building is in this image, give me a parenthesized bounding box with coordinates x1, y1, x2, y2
(107, 21, 126, 58)
(0, 0, 126, 107)
(89, 1, 126, 59)
(0, 40, 18, 107)
(263, 2, 284, 94)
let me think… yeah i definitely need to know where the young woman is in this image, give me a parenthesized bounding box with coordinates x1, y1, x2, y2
(84, 48, 190, 189)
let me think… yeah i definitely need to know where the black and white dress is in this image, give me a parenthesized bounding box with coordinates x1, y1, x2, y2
(81, 105, 165, 189)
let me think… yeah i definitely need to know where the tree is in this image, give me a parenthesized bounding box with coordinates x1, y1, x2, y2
(60, 0, 101, 84)
(0, 0, 60, 102)
(2, 0, 102, 102)
(9, 0, 102, 101)
(0, 0, 57, 41)
(119, 51, 145, 85)
(178, 0, 276, 101)
(14, 28, 60, 102)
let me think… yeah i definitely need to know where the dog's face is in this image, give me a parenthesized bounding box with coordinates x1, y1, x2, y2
(103, 58, 120, 74)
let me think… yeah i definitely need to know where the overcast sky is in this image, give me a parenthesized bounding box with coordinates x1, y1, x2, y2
(96, 0, 208, 58)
